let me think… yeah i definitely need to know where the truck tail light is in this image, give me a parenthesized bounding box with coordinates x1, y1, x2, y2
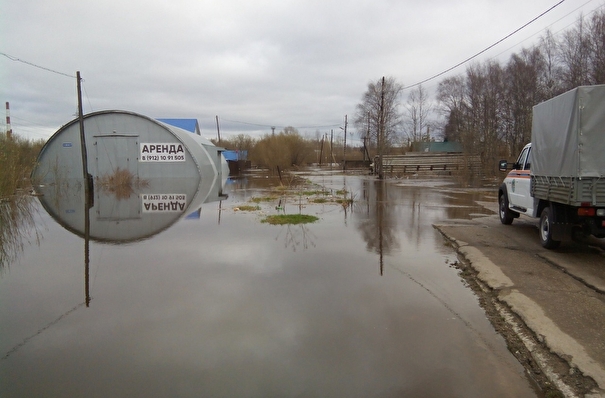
(578, 207, 596, 216)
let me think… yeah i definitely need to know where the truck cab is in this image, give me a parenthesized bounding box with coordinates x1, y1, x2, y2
(499, 143, 535, 218)
(498, 143, 560, 248)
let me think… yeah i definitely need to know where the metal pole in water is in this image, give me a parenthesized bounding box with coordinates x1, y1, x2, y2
(77, 71, 92, 307)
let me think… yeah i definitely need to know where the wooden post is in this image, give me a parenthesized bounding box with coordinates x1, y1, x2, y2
(77, 71, 92, 307)
(77, 72, 88, 180)
(76, 71, 93, 208)
(5, 102, 12, 140)
(319, 134, 324, 166)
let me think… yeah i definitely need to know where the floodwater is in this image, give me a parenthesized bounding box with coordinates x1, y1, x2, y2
(1, 169, 540, 397)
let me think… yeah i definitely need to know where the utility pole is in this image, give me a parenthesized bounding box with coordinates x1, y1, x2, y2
(5, 102, 12, 140)
(215, 115, 221, 144)
(343, 115, 348, 171)
(319, 134, 324, 166)
(330, 129, 334, 166)
(378, 76, 385, 179)
(77, 71, 89, 184)
(77, 71, 92, 307)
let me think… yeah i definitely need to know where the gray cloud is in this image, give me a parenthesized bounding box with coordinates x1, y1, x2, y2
(1, 0, 591, 141)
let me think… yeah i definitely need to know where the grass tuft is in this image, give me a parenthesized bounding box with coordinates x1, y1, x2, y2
(236, 205, 261, 211)
(261, 214, 319, 225)
(250, 196, 278, 203)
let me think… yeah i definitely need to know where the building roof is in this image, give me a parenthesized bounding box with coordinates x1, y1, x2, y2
(222, 150, 248, 161)
(157, 118, 201, 135)
(412, 141, 462, 153)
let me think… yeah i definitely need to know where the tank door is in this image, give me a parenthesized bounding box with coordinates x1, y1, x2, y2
(92, 134, 141, 220)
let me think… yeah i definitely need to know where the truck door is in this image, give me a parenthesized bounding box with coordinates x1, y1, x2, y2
(508, 146, 534, 215)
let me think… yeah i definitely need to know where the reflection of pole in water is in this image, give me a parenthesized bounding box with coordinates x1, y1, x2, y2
(84, 218, 91, 307)
(84, 165, 92, 306)
(379, 238, 383, 276)
(84, 146, 92, 307)
(377, 180, 384, 276)
(342, 175, 348, 226)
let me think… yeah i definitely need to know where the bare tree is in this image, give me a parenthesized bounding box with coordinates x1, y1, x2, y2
(354, 76, 404, 152)
(588, 9, 605, 84)
(558, 15, 592, 90)
(480, 62, 505, 175)
(231, 134, 256, 152)
(437, 75, 466, 143)
(537, 29, 562, 98)
(503, 48, 543, 157)
(430, 11, 605, 178)
(454, 61, 505, 176)
(250, 127, 313, 172)
(402, 84, 433, 147)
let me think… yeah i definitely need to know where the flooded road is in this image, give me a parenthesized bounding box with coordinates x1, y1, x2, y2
(1, 170, 539, 397)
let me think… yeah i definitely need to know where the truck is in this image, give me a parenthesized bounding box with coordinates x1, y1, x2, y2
(498, 84, 605, 249)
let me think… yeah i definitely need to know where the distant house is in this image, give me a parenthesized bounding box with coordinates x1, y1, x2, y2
(156, 118, 201, 135)
(157, 117, 249, 174)
(412, 141, 463, 153)
(222, 149, 250, 174)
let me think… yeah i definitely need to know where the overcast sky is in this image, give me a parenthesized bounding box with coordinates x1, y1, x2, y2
(0, 0, 600, 143)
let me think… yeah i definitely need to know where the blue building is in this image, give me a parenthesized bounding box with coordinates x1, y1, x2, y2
(158, 118, 248, 174)
(156, 118, 202, 136)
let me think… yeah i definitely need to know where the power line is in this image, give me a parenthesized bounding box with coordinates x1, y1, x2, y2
(82, 81, 95, 114)
(1, 52, 75, 79)
(489, 0, 599, 63)
(404, 0, 566, 91)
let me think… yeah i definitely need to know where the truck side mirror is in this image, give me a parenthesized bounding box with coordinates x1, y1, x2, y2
(498, 160, 509, 172)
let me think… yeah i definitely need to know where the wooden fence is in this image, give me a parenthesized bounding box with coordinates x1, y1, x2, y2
(376, 153, 482, 177)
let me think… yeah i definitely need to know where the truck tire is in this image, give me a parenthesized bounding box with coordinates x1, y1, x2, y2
(499, 191, 516, 225)
(539, 207, 560, 249)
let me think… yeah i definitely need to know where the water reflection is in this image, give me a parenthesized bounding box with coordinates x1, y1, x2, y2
(36, 174, 227, 243)
(0, 195, 41, 270)
(2, 171, 540, 398)
(32, 170, 228, 308)
(356, 180, 399, 275)
(275, 224, 317, 252)
(303, 174, 496, 277)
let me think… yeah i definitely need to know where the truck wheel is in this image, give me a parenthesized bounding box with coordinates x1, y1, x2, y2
(539, 207, 560, 249)
(499, 192, 515, 225)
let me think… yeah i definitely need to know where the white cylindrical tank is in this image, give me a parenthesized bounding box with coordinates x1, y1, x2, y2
(32, 110, 229, 242)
